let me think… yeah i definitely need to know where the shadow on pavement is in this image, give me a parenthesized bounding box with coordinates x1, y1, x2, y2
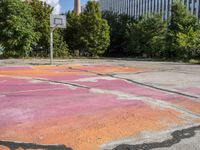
(0, 140, 73, 150)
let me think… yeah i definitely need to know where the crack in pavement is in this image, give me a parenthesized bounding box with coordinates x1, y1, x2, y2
(113, 75, 200, 99)
(0, 140, 72, 150)
(112, 125, 200, 150)
(66, 67, 200, 99)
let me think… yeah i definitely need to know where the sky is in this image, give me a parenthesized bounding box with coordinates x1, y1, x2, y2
(43, 0, 89, 14)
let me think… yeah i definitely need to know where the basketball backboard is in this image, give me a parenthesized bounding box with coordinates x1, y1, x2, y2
(50, 15, 66, 28)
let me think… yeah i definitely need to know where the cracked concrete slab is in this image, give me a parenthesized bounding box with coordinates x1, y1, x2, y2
(115, 71, 200, 98)
(0, 59, 200, 150)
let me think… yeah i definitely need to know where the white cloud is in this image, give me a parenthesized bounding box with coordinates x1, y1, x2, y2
(41, 0, 61, 14)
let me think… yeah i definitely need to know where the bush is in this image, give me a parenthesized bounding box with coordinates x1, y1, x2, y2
(177, 27, 200, 60)
(53, 29, 70, 58)
(0, 44, 4, 56)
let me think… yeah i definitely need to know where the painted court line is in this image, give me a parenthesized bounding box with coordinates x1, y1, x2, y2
(0, 87, 68, 95)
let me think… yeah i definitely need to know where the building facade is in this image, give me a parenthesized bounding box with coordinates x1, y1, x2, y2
(98, 0, 200, 19)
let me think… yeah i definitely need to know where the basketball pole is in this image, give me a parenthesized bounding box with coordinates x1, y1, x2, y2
(50, 27, 54, 65)
(50, 26, 57, 65)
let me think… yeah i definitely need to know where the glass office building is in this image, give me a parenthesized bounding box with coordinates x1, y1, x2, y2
(98, 0, 200, 19)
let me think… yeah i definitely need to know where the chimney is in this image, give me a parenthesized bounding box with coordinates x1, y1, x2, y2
(74, 0, 81, 15)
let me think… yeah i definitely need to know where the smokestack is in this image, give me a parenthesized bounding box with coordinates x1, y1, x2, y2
(74, 0, 81, 15)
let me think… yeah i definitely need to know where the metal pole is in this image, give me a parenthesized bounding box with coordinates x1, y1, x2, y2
(50, 28, 53, 65)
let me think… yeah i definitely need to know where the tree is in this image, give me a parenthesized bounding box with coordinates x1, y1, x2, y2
(79, 1, 110, 56)
(126, 14, 166, 57)
(29, 0, 52, 56)
(165, 0, 199, 58)
(64, 1, 110, 57)
(0, 0, 37, 57)
(64, 11, 82, 55)
(102, 11, 135, 56)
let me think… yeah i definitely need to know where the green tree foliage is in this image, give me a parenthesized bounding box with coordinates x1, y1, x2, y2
(126, 14, 167, 57)
(101, 0, 200, 60)
(177, 27, 200, 60)
(29, 0, 52, 56)
(0, 43, 4, 57)
(53, 29, 70, 58)
(0, 0, 69, 58)
(80, 1, 110, 56)
(166, 0, 199, 58)
(0, 0, 37, 58)
(64, 11, 81, 55)
(102, 11, 135, 56)
(0, 0, 199, 60)
(64, 1, 110, 57)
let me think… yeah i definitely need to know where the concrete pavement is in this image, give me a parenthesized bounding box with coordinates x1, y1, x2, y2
(0, 59, 199, 150)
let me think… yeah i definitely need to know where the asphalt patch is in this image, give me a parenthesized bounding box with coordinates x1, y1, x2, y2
(113, 125, 200, 150)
